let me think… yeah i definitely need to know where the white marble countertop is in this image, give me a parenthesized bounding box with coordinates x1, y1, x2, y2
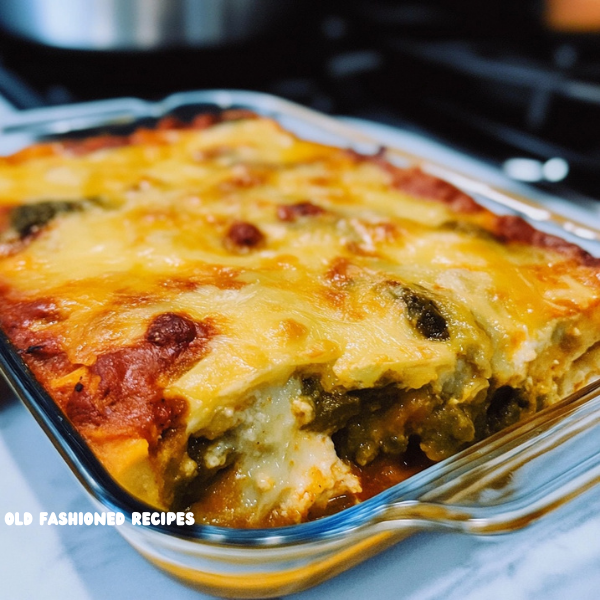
(1, 111, 600, 600)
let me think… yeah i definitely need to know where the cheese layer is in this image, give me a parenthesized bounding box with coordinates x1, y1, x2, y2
(0, 115, 599, 525)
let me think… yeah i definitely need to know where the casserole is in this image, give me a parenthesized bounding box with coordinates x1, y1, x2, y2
(1, 90, 600, 597)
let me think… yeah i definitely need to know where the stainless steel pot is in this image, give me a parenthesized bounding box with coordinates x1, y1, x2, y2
(0, 0, 301, 51)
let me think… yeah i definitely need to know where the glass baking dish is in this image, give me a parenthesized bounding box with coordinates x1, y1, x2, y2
(1, 89, 600, 599)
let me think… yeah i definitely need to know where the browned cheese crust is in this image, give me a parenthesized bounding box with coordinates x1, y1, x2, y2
(0, 112, 599, 525)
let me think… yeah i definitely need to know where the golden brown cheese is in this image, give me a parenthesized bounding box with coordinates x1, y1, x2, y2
(1, 113, 600, 526)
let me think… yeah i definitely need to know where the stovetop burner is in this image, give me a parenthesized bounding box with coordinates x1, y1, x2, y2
(366, 35, 600, 200)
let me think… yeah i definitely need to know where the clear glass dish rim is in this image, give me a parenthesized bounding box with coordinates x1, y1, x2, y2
(1, 89, 599, 549)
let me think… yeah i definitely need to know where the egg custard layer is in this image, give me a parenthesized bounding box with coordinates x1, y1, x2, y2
(1, 112, 599, 527)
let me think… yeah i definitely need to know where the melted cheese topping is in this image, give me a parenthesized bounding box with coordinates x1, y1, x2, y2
(1, 116, 600, 525)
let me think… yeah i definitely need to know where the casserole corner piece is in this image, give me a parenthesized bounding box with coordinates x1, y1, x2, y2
(1, 104, 600, 536)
